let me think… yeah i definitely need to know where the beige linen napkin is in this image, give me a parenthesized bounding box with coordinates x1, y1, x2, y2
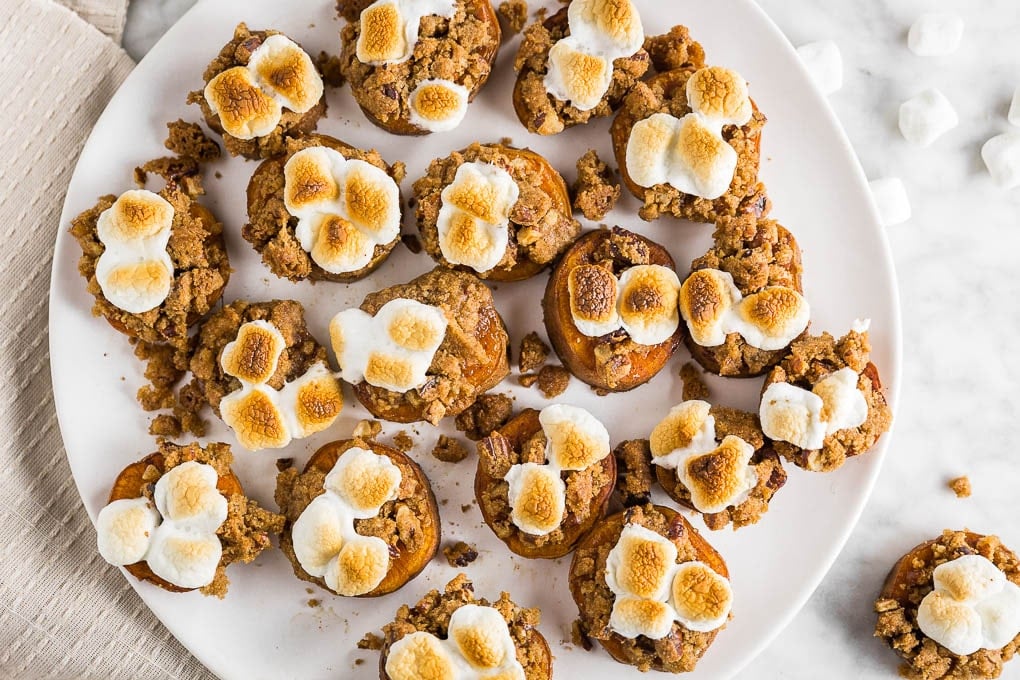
(0, 1, 213, 678)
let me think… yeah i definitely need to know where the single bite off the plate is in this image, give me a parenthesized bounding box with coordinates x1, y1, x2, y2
(378, 573, 552, 680)
(187, 299, 344, 452)
(543, 227, 684, 392)
(244, 133, 404, 283)
(94, 440, 284, 598)
(475, 404, 616, 559)
(759, 322, 892, 472)
(512, 0, 649, 135)
(649, 401, 787, 530)
(337, 0, 501, 135)
(414, 142, 581, 281)
(569, 504, 733, 672)
(69, 161, 229, 352)
(330, 267, 511, 424)
(875, 530, 1020, 680)
(275, 437, 440, 597)
(679, 214, 809, 378)
(189, 23, 326, 159)
(611, 31, 769, 223)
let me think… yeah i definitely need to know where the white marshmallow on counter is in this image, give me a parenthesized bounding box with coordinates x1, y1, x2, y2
(982, 132, 1020, 190)
(899, 88, 958, 147)
(795, 40, 843, 96)
(907, 13, 964, 57)
(868, 177, 912, 226)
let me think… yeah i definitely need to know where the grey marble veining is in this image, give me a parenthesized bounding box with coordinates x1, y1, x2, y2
(121, 0, 1020, 677)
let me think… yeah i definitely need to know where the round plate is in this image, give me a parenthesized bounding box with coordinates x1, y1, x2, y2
(50, 0, 901, 678)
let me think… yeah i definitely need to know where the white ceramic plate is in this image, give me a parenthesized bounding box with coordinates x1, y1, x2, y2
(50, 0, 901, 678)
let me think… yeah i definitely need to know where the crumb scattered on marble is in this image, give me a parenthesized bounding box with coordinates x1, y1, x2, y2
(518, 331, 550, 374)
(307, 599, 320, 608)
(497, 0, 528, 33)
(432, 434, 470, 463)
(392, 430, 414, 452)
(443, 541, 479, 567)
(518, 374, 539, 388)
(455, 393, 514, 440)
(537, 365, 571, 398)
(357, 632, 384, 650)
(949, 476, 972, 498)
(352, 419, 382, 440)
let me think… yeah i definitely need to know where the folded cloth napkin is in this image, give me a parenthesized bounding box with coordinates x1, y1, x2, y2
(0, 1, 214, 678)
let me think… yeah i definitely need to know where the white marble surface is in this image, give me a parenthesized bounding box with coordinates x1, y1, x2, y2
(121, 0, 1020, 677)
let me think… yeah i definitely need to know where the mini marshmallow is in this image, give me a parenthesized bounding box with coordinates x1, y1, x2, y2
(605, 523, 678, 601)
(448, 604, 517, 670)
(94, 257, 175, 315)
(679, 269, 809, 350)
(795, 41, 843, 96)
(324, 447, 402, 519)
(247, 34, 324, 114)
(868, 177, 912, 226)
(540, 404, 611, 471)
(567, 264, 620, 338)
(917, 590, 985, 656)
(291, 494, 347, 577)
(301, 213, 377, 274)
(760, 381, 826, 450)
(204, 66, 283, 140)
(626, 112, 680, 189)
(934, 555, 1007, 605)
(907, 13, 964, 57)
(1009, 87, 1020, 127)
(153, 461, 228, 533)
(617, 265, 681, 345)
(609, 596, 676, 640)
(220, 384, 292, 451)
(145, 525, 223, 590)
(685, 67, 753, 126)
(437, 162, 519, 273)
(408, 79, 470, 132)
(96, 497, 160, 566)
(96, 189, 174, 245)
(219, 320, 286, 385)
(326, 535, 391, 596)
(899, 88, 958, 147)
(385, 632, 458, 680)
(567, 0, 644, 57)
(377, 298, 448, 354)
(649, 400, 716, 470)
(813, 367, 868, 434)
(668, 113, 739, 200)
(356, 0, 457, 65)
(284, 147, 345, 219)
(981, 132, 1020, 190)
(504, 462, 566, 536)
(681, 436, 758, 514)
(343, 160, 401, 239)
(280, 362, 344, 438)
(544, 39, 613, 112)
(975, 582, 1020, 650)
(670, 561, 733, 632)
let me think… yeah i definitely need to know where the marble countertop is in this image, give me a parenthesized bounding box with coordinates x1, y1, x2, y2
(121, 1, 1020, 677)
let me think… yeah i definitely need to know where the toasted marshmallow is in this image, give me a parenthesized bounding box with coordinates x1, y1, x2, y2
(146, 524, 223, 589)
(356, 0, 457, 65)
(669, 113, 739, 200)
(934, 555, 1007, 605)
(504, 462, 566, 536)
(907, 13, 964, 57)
(448, 605, 517, 670)
(649, 400, 716, 469)
(686, 67, 753, 127)
(364, 351, 424, 393)
(617, 265, 681, 345)
(326, 535, 391, 596)
(681, 436, 758, 514)
(484, 666, 526, 680)
(670, 561, 733, 632)
(204, 66, 282, 140)
(437, 210, 510, 273)
(279, 362, 344, 438)
(220, 384, 291, 451)
(540, 404, 610, 471)
(342, 160, 401, 240)
(95, 255, 174, 315)
(568, 0, 644, 57)
(96, 497, 160, 566)
(568, 264, 620, 337)
(981, 132, 1020, 190)
(247, 34, 323, 114)
(544, 39, 613, 112)
(813, 367, 868, 434)
(437, 162, 519, 273)
(609, 596, 675, 640)
(330, 308, 375, 384)
(731, 287, 810, 351)
(291, 494, 347, 577)
(299, 213, 377, 274)
(795, 41, 843, 96)
(96, 190, 174, 245)
(409, 79, 470, 132)
(219, 320, 286, 385)
(760, 381, 826, 450)
(324, 447, 402, 519)
(626, 112, 680, 189)
(379, 298, 449, 354)
(385, 632, 458, 680)
(869, 177, 912, 226)
(899, 88, 958, 147)
(605, 523, 678, 601)
(152, 461, 228, 533)
(679, 269, 742, 347)
(917, 590, 984, 656)
(975, 581, 1020, 650)
(284, 147, 345, 220)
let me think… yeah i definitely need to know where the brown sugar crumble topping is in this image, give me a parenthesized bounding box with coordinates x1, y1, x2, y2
(432, 434, 471, 463)
(443, 541, 479, 567)
(518, 331, 550, 374)
(455, 393, 515, 441)
(497, 0, 529, 34)
(164, 120, 221, 163)
(573, 149, 621, 221)
(948, 477, 972, 499)
(536, 365, 571, 398)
